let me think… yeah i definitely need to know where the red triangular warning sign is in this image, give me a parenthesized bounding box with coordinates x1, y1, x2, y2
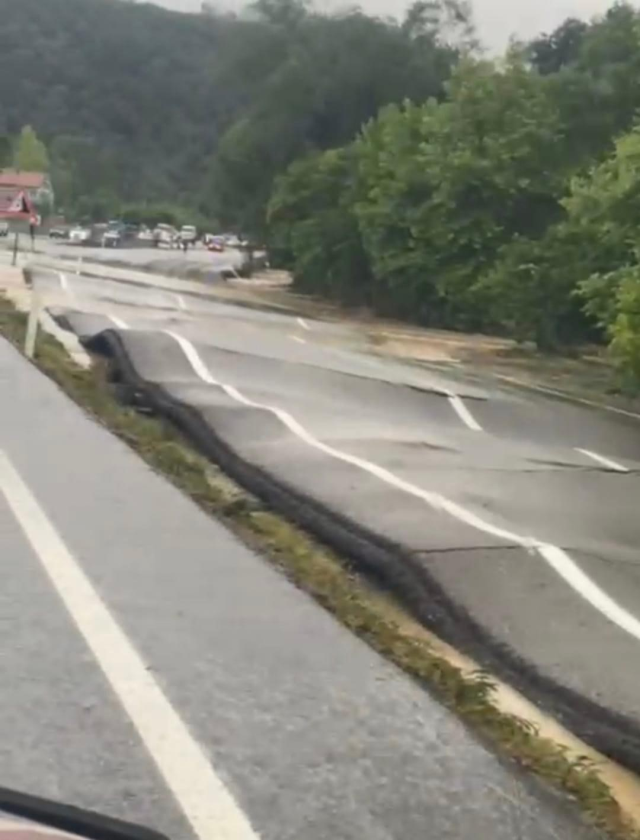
(7, 191, 31, 214)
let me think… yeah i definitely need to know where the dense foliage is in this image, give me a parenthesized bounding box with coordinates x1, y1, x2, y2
(203, 0, 468, 235)
(269, 2, 640, 383)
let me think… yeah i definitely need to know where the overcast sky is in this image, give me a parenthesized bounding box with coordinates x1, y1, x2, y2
(152, 0, 621, 48)
(151, 0, 622, 49)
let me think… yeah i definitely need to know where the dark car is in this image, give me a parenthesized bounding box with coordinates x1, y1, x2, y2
(48, 227, 68, 240)
(102, 222, 122, 247)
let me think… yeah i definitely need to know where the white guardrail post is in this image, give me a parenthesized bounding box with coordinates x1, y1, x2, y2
(24, 288, 42, 359)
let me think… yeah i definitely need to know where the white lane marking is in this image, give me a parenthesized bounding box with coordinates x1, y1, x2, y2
(496, 374, 640, 421)
(297, 318, 310, 331)
(167, 331, 640, 642)
(576, 448, 629, 473)
(448, 394, 483, 431)
(291, 336, 306, 344)
(108, 315, 129, 330)
(176, 294, 187, 311)
(538, 544, 640, 640)
(0, 450, 259, 840)
(58, 272, 76, 302)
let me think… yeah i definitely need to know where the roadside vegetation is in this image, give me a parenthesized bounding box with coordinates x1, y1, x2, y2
(267, 4, 640, 387)
(0, 289, 638, 839)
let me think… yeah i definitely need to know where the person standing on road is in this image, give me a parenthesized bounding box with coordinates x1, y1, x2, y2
(29, 214, 37, 251)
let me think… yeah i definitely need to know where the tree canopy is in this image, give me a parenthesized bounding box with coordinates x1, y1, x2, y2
(204, 0, 467, 236)
(13, 126, 49, 172)
(267, 2, 640, 383)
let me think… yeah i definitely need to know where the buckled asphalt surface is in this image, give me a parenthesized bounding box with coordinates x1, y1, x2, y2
(34, 264, 640, 723)
(0, 265, 610, 839)
(31, 265, 640, 752)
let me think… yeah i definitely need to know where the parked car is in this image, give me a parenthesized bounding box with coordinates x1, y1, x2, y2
(48, 227, 68, 240)
(69, 226, 91, 245)
(153, 224, 179, 248)
(102, 224, 124, 248)
(207, 236, 225, 252)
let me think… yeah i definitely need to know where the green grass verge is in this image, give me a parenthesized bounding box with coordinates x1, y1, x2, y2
(0, 292, 636, 839)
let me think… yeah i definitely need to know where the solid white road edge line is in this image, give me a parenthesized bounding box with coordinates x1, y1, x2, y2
(576, 448, 629, 473)
(447, 394, 483, 431)
(166, 330, 640, 643)
(495, 374, 640, 421)
(0, 450, 259, 840)
(297, 317, 310, 331)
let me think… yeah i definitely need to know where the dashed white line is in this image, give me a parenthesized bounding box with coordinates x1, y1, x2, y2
(448, 394, 483, 431)
(58, 272, 77, 304)
(0, 449, 260, 840)
(176, 294, 187, 311)
(108, 315, 129, 330)
(576, 448, 629, 473)
(167, 331, 640, 643)
(297, 318, 310, 331)
(291, 336, 306, 344)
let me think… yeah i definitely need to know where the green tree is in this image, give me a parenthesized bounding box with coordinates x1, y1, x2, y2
(528, 18, 588, 75)
(206, 0, 466, 237)
(608, 264, 640, 386)
(13, 125, 49, 171)
(353, 57, 567, 327)
(268, 147, 371, 302)
(531, 4, 640, 167)
(482, 125, 640, 353)
(574, 127, 640, 326)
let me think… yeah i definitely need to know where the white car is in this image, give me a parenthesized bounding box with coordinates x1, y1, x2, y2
(153, 224, 179, 248)
(69, 226, 91, 245)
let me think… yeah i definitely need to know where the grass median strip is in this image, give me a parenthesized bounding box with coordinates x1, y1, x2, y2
(0, 292, 637, 840)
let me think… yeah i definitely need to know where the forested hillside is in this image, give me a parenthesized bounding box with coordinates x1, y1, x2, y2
(0, 0, 227, 203)
(0, 0, 464, 220)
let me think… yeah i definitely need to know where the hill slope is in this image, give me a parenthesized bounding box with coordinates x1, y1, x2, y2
(0, 0, 233, 201)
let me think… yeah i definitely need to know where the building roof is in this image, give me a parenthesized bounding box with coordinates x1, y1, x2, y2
(0, 170, 47, 189)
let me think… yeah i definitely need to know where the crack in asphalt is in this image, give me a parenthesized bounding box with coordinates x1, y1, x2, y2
(411, 545, 524, 556)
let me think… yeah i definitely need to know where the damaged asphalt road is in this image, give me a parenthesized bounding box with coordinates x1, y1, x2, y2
(33, 263, 640, 773)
